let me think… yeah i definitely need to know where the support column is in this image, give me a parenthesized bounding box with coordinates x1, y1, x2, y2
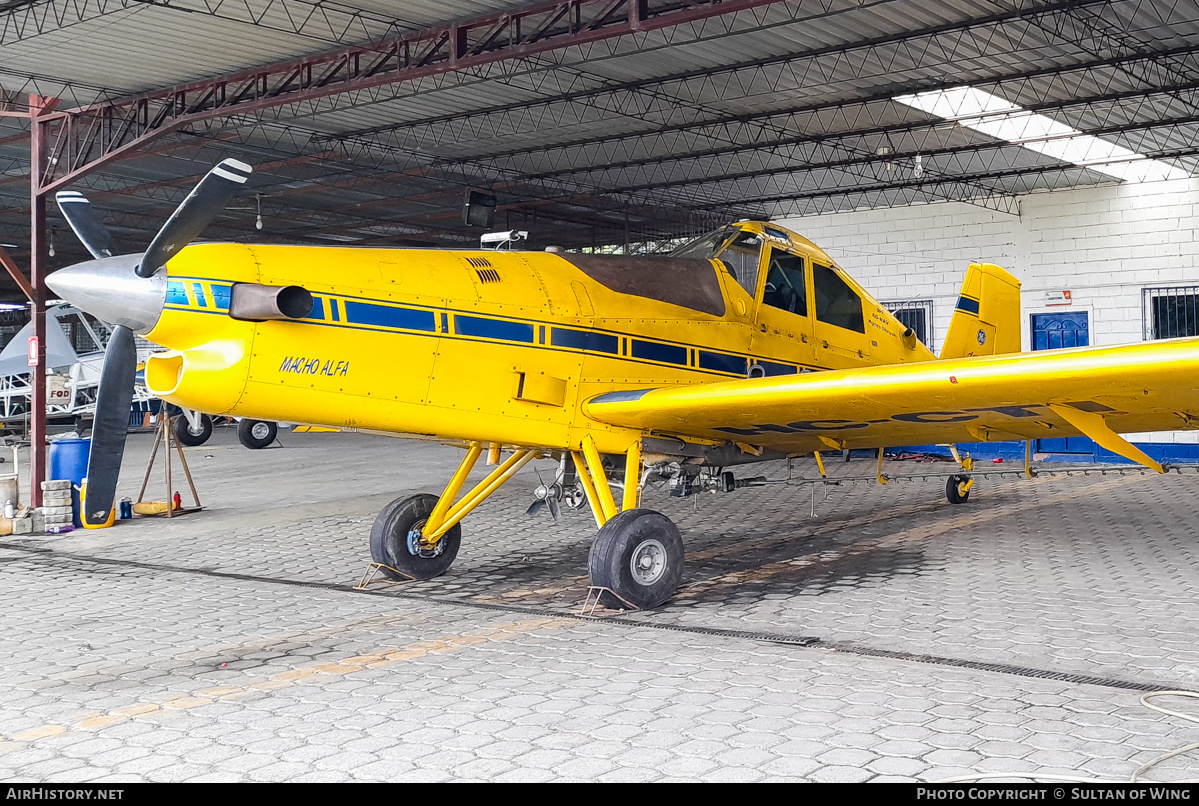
(29, 95, 58, 509)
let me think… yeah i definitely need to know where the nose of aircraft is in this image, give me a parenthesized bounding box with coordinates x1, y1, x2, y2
(46, 254, 167, 334)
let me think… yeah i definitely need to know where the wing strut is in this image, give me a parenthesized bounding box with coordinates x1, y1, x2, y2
(1047, 404, 1164, 473)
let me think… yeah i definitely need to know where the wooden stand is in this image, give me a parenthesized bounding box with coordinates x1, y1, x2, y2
(137, 415, 202, 517)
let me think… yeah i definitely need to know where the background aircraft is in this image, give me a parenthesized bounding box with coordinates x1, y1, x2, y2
(46, 160, 1199, 608)
(0, 304, 158, 427)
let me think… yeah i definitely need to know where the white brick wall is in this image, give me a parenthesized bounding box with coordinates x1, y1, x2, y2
(777, 176, 1199, 443)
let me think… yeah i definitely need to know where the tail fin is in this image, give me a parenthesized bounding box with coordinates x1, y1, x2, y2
(940, 262, 1022, 360)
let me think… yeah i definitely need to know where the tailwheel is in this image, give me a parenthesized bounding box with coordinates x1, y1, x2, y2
(369, 493, 461, 581)
(588, 509, 684, 609)
(946, 474, 972, 504)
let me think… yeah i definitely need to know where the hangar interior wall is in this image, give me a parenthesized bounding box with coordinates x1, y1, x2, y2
(779, 176, 1199, 451)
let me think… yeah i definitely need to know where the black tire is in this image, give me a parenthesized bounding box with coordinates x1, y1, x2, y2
(174, 414, 212, 446)
(946, 474, 971, 504)
(588, 509, 684, 610)
(369, 493, 461, 581)
(238, 419, 278, 449)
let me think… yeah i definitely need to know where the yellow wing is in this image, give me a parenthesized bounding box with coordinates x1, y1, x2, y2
(584, 337, 1199, 472)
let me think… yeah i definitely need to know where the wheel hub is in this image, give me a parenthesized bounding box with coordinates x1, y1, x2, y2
(407, 525, 445, 558)
(251, 422, 271, 440)
(629, 538, 667, 586)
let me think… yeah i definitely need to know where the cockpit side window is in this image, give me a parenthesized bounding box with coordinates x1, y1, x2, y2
(714, 232, 763, 297)
(813, 264, 865, 333)
(762, 250, 807, 317)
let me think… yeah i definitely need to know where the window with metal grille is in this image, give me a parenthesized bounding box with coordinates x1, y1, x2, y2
(1143, 286, 1199, 340)
(883, 299, 934, 351)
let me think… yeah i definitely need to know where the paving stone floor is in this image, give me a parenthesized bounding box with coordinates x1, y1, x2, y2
(1, 428, 1197, 782)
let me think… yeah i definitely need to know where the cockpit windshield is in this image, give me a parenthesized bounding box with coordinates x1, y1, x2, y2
(669, 227, 738, 260)
(670, 226, 763, 297)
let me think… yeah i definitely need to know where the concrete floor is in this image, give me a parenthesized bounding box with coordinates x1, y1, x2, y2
(1, 426, 1197, 782)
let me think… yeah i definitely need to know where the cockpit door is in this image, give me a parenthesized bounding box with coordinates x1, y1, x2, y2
(811, 263, 872, 367)
(750, 247, 815, 371)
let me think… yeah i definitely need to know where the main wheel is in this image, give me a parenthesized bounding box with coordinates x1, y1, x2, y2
(946, 474, 971, 504)
(370, 493, 461, 581)
(238, 419, 278, 449)
(174, 414, 212, 446)
(588, 509, 684, 610)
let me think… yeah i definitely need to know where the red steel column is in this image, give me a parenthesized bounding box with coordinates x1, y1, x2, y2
(29, 95, 57, 509)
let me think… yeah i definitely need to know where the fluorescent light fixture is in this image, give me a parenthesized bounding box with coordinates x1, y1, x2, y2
(894, 86, 1188, 183)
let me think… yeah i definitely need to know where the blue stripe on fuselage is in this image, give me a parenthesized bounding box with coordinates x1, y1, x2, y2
(551, 327, 619, 355)
(344, 300, 436, 332)
(456, 315, 535, 343)
(164, 278, 813, 378)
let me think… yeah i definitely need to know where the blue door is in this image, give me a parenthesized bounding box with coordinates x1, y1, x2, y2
(1032, 311, 1089, 350)
(1032, 312, 1092, 453)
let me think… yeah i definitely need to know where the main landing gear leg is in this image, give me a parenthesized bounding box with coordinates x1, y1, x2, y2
(943, 444, 974, 505)
(370, 443, 537, 580)
(578, 436, 683, 610)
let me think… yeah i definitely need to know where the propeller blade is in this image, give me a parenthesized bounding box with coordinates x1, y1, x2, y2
(55, 192, 115, 259)
(547, 497, 560, 522)
(526, 499, 545, 518)
(81, 325, 137, 526)
(138, 158, 252, 278)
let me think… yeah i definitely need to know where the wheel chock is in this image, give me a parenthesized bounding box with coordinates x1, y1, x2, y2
(354, 561, 414, 590)
(581, 585, 641, 616)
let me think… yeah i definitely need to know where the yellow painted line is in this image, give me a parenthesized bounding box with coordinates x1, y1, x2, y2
(0, 616, 568, 750)
(75, 715, 125, 730)
(10, 725, 65, 741)
(112, 703, 160, 717)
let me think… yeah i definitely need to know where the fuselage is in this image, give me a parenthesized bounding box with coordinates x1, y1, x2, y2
(134, 222, 933, 454)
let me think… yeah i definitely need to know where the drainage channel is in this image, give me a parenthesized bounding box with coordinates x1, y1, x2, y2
(0, 541, 1184, 694)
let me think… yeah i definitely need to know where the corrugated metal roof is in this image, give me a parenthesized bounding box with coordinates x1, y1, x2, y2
(0, 0, 1195, 287)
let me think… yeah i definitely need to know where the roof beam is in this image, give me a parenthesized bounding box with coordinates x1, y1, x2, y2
(606, 114, 1199, 204)
(324, 0, 1113, 152)
(503, 82, 1199, 191)
(702, 141, 1199, 218)
(399, 43, 1199, 179)
(35, 0, 790, 192)
(30, 80, 1194, 243)
(0, 0, 421, 47)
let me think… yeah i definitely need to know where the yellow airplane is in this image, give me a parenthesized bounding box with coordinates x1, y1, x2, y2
(48, 160, 1199, 608)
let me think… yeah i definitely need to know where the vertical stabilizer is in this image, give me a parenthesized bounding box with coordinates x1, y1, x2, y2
(939, 263, 1022, 360)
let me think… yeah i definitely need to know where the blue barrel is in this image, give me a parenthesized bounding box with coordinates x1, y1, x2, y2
(48, 437, 90, 528)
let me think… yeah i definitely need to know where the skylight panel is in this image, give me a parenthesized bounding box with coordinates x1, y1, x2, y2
(894, 86, 1188, 183)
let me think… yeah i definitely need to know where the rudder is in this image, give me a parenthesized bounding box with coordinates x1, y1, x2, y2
(940, 263, 1022, 359)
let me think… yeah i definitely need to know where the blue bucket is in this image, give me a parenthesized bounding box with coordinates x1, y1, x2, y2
(48, 437, 90, 528)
